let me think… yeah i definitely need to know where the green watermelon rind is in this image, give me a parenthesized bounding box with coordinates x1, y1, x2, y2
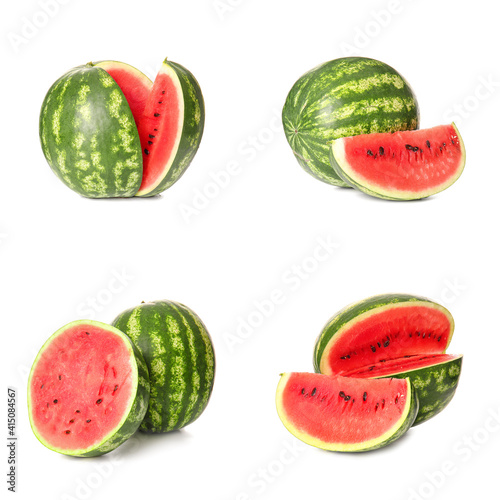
(39, 64, 144, 198)
(282, 57, 420, 187)
(276, 372, 419, 452)
(313, 293, 455, 374)
(136, 59, 205, 197)
(376, 354, 463, 426)
(27, 320, 150, 457)
(112, 300, 216, 433)
(329, 123, 467, 200)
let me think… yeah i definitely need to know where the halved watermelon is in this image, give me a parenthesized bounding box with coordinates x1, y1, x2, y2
(276, 372, 418, 452)
(314, 294, 462, 425)
(329, 123, 466, 200)
(27, 320, 150, 457)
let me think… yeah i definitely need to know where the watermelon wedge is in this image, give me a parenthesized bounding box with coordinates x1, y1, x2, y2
(314, 293, 462, 425)
(329, 123, 466, 200)
(276, 372, 418, 452)
(27, 320, 150, 457)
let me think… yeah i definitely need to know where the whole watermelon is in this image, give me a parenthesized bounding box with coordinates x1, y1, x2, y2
(39, 63, 144, 198)
(112, 300, 215, 433)
(282, 57, 420, 187)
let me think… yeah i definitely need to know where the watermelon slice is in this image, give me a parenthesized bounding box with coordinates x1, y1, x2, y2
(329, 123, 466, 200)
(314, 293, 462, 425)
(276, 372, 418, 452)
(27, 320, 150, 457)
(93, 57, 204, 198)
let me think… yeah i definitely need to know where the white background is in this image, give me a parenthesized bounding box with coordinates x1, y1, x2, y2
(2, 0, 499, 499)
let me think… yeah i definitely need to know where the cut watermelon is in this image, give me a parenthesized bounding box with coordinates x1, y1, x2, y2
(329, 123, 466, 200)
(27, 320, 150, 457)
(340, 353, 463, 426)
(276, 372, 418, 452)
(314, 294, 462, 425)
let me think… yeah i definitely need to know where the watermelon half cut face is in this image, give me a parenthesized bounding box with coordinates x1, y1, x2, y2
(314, 294, 462, 425)
(28, 320, 150, 457)
(276, 372, 418, 452)
(329, 123, 466, 200)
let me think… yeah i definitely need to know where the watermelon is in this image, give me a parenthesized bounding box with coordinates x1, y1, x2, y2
(39, 62, 146, 198)
(112, 300, 215, 433)
(314, 293, 462, 425)
(135, 58, 205, 197)
(39, 58, 204, 198)
(27, 320, 150, 457)
(341, 353, 463, 426)
(329, 123, 466, 200)
(276, 372, 418, 452)
(282, 57, 419, 187)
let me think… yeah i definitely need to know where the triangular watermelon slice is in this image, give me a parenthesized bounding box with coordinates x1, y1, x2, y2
(329, 123, 466, 200)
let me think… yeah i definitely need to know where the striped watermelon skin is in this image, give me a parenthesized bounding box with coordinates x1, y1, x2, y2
(112, 300, 215, 433)
(282, 57, 420, 187)
(136, 60, 205, 197)
(39, 64, 143, 198)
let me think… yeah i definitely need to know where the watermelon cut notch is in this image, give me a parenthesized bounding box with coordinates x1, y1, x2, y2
(329, 123, 466, 200)
(39, 58, 204, 198)
(276, 372, 418, 452)
(27, 320, 150, 457)
(314, 293, 462, 425)
(98, 58, 205, 197)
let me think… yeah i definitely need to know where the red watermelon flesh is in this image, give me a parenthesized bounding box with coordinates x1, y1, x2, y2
(95, 60, 153, 128)
(339, 353, 458, 378)
(28, 321, 147, 456)
(330, 123, 466, 199)
(276, 372, 417, 451)
(136, 65, 183, 195)
(322, 304, 452, 376)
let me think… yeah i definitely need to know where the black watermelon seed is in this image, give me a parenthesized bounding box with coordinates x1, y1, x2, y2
(46, 403, 49, 408)
(86, 419, 91, 423)
(377, 342, 381, 348)
(162, 90, 165, 94)
(154, 128, 158, 131)
(339, 391, 346, 398)
(383, 339, 390, 347)
(416, 331, 420, 337)
(154, 113, 160, 117)
(344, 395, 351, 401)
(367, 149, 374, 156)
(375, 402, 379, 410)
(437, 336, 442, 342)
(443, 142, 446, 147)
(69, 419, 74, 423)
(369, 366, 375, 371)
(363, 392, 368, 401)
(405, 144, 414, 150)
(346, 354, 351, 359)
(58, 375, 62, 380)
(301, 388, 305, 395)
(370, 345, 376, 352)
(158, 101, 163, 104)
(149, 134, 155, 138)
(451, 139, 455, 145)
(113, 385, 118, 392)
(311, 387, 317, 396)
(382, 399, 386, 408)
(41, 384, 44, 389)
(65, 430, 71, 434)
(395, 396, 399, 404)
(148, 140, 153, 145)
(75, 410, 80, 413)
(422, 332, 426, 339)
(426, 140, 431, 148)
(144, 149, 150, 155)
(379, 147, 384, 155)
(96, 399, 103, 405)
(340, 356, 347, 360)
(85, 331, 90, 335)
(53, 399, 58, 404)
